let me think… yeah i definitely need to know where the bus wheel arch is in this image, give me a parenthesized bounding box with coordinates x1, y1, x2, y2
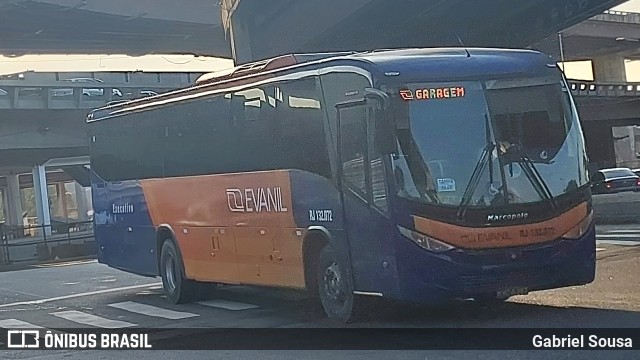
(156, 226, 198, 304)
(156, 226, 184, 274)
(302, 229, 330, 297)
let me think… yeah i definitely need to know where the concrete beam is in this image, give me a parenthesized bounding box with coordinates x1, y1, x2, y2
(576, 98, 640, 122)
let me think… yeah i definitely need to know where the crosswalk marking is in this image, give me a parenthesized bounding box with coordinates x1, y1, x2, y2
(598, 230, 640, 234)
(33, 259, 98, 268)
(596, 234, 640, 239)
(108, 301, 198, 320)
(596, 240, 640, 246)
(51, 310, 136, 328)
(0, 319, 43, 329)
(197, 299, 258, 311)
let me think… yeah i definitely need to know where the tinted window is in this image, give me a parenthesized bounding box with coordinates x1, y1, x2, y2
(226, 77, 331, 177)
(340, 106, 368, 196)
(368, 106, 388, 210)
(602, 169, 637, 179)
(320, 72, 372, 151)
(276, 78, 331, 177)
(90, 117, 139, 182)
(163, 94, 232, 177)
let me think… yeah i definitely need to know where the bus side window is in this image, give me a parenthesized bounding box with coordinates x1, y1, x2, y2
(340, 106, 369, 197)
(276, 78, 331, 178)
(368, 107, 388, 211)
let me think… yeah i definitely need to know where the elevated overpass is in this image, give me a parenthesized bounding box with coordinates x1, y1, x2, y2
(0, 0, 626, 64)
(536, 10, 640, 61)
(0, 0, 230, 56)
(223, 0, 625, 63)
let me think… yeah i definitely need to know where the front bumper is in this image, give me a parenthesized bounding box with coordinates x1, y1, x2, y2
(393, 224, 596, 304)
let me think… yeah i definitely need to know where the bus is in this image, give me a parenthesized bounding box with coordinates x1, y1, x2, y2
(88, 48, 595, 323)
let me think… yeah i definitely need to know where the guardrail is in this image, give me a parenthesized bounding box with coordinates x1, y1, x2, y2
(568, 81, 640, 97)
(593, 10, 640, 23)
(0, 81, 189, 110)
(0, 220, 95, 265)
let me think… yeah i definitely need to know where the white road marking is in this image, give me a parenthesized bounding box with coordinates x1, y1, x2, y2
(596, 248, 606, 252)
(0, 319, 44, 329)
(33, 259, 98, 268)
(108, 301, 198, 320)
(596, 234, 640, 239)
(0, 283, 162, 309)
(599, 230, 640, 234)
(51, 310, 136, 328)
(596, 240, 640, 246)
(197, 299, 258, 311)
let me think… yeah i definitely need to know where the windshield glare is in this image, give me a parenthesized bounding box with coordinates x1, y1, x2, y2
(392, 76, 589, 208)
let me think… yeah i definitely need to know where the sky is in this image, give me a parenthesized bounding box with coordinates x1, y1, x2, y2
(0, 1, 639, 79)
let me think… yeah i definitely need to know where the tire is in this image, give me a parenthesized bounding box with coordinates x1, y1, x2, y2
(160, 239, 199, 304)
(317, 245, 361, 323)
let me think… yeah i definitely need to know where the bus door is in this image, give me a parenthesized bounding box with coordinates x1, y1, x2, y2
(337, 100, 396, 295)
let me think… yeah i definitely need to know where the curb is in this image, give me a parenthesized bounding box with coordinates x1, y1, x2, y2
(0, 255, 96, 273)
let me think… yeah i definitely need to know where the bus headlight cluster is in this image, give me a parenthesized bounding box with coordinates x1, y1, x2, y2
(398, 226, 454, 252)
(561, 211, 594, 240)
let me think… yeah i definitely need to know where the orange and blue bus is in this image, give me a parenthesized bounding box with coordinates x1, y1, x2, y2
(88, 48, 595, 322)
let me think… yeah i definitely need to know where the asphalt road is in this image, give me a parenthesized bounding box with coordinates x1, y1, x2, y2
(0, 225, 638, 360)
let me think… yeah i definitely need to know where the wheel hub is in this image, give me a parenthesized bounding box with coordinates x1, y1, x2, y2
(323, 262, 345, 303)
(164, 255, 177, 292)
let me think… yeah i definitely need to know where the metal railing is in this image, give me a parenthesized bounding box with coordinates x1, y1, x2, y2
(595, 10, 640, 23)
(0, 220, 95, 265)
(0, 82, 182, 110)
(568, 81, 640, 97)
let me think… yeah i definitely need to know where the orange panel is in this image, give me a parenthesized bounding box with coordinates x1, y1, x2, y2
(413, 202, 588, 249)
(140, 171, 297, 281)
(232, 226, 305, 288)
(182, 227, 238, 283)
(141, 170, 296, 228)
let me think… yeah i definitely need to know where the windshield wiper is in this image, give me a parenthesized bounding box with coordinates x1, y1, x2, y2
(504, 141, 558, 211)
(457, 115, 495, 220)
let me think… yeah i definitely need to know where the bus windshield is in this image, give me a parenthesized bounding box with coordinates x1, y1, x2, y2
(391, 77, 589, 208)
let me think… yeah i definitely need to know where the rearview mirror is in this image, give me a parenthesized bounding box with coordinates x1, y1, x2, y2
(363, 90, 397, 155)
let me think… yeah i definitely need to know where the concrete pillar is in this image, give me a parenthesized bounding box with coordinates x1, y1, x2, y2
(592, 55, 627, 83)
(5, 174, 23, 227)
(56, 182, 68, 219)
(75, 182, 89, 221)
(1, 187, 7, 225)
(32, 165, 51, 236)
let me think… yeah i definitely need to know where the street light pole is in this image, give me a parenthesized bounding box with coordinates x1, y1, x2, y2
(558, 32, 566, 71)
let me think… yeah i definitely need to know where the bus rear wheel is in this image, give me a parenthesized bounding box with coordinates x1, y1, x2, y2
(317, 245, 361, 323)
(160, 239, 199, 304)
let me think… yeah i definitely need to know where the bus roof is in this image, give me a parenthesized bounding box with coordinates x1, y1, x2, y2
(88, 47, 553, 123)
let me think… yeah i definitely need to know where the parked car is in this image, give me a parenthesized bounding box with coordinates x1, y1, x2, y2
(633, 168, 640, 177)
(591, 168, 640, 194)
(52, 78, 122, 97)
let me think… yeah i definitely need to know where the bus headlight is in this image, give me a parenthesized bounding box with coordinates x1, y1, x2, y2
(398, 226, 455, 252)
(561, 211, 594, 240)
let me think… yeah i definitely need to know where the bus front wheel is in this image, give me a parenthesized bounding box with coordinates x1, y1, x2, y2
(317, 245, 360, 323)
(160, 239, 199, 304)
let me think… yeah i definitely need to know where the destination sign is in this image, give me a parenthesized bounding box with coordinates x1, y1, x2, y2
(400, 87, 465, 101)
